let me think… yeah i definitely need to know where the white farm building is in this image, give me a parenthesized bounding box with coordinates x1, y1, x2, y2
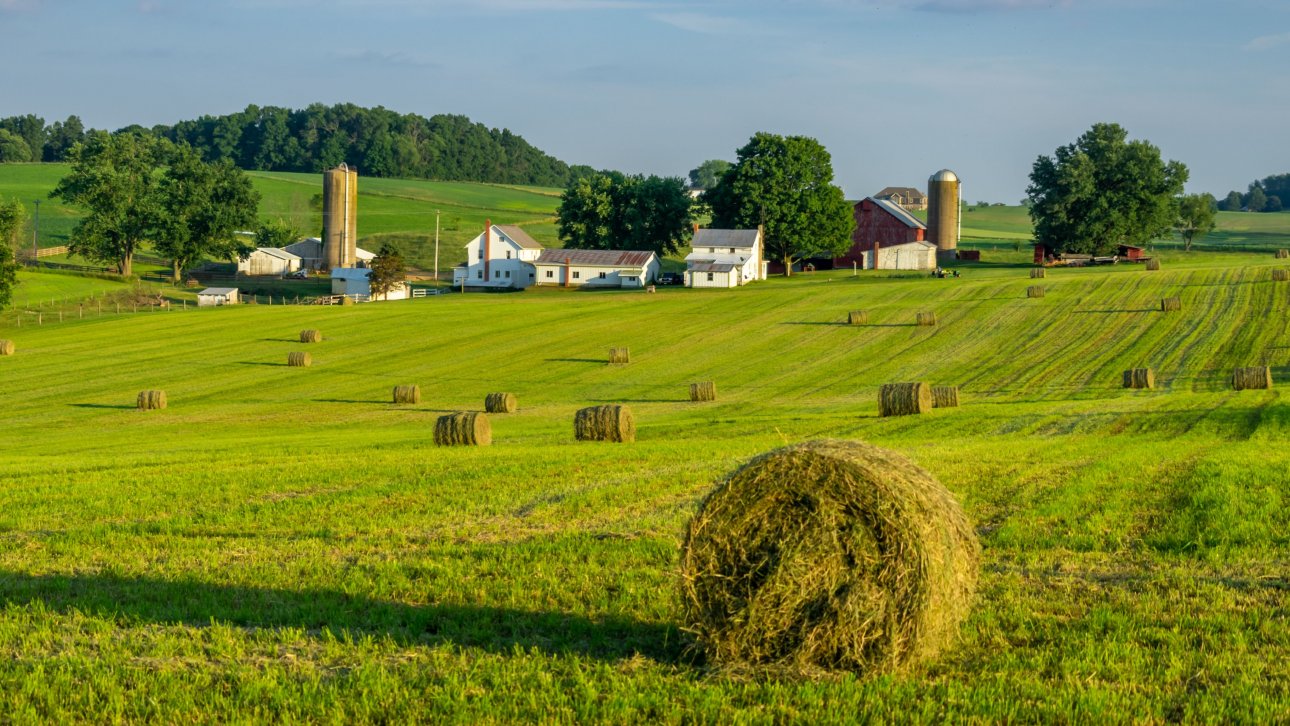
(684, 228, 767, 288)
(331, 267, 409, 302)
(197, 287, 239, 306)
(452, 222, 658, 290)
(533, 249, 659, 288)
(237, 247, 302, 276)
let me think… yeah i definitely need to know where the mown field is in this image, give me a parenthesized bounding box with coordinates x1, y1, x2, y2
(0, 251, 1286, 722)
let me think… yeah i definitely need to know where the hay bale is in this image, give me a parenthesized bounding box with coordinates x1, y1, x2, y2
(1145, 258, 1161, 271)
(299, 329, 322, 343)
(916, 312, 937, 327)
(136, 390, 167, 411)
(1232, 366, 1273, 391)
(1026, 285, 1045, 299)
(679, 439, 980, 676)
(1123, 368, 1155, 389)
(1160, 297, 1182, 312)
(574, 404, 635, 443)
(1029, 268, 1046, 279)
(392, 385, 420, 404)
(1277, 249, 1289, 259)
(879, 382, 932, 417)
(608, 347, 631, 365)
(1273, 269, 1290, 282)
(932, 385, 960, 408)
(0, 339, 13, 356)
(287, 351, 312, 368)
(485, 392, 517, 413)
(690, 381, 717, 402)
(434, 411, 491, 446)
(847, 310, 868, 325)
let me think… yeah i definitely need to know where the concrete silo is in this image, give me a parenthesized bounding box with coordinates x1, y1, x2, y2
(926, 169, 960, 256)
(322, 164, 358, 270)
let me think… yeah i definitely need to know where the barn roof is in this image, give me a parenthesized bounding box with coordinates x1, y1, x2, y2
(689, 262, 739, 273)
(199, 287, 238, 296)
(255, 247, 301, 261)
(535, 249, 656, 267)
(868, 197, 927, 230)
(693, 228, 759, 249)
(496, 225, 543, 250)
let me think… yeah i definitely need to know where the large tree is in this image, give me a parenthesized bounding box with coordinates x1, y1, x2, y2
(367, 244, 406, 300)
(0, 198, 25, 309)
(152, 145, 260, 282)
(1247, 185, 1267, 213)
(0, 130, 32, 163)
(557, 172, 694, 257)
(1027, 123, 1187, 256)
(51, 132, 168, 277)
(1220, 190, 1244, 212)
(1175, 193, 1217, 252)
(704, 132, 854, 275)
(688, 159, 731, 190)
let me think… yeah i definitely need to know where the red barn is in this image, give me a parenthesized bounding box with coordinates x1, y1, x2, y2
(834, 197, 927, 268)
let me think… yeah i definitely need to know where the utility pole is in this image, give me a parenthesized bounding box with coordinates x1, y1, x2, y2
(32, 199, 40, 261)
(433, 209, 441, 285)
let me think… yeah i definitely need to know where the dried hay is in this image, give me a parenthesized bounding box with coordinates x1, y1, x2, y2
(1145, 258, 1161, 271)
(1273, 269, 1290, 282)
(136, 390, 167, 411)
(434, 411, 491, 446)
(608, 347, 631, 365)
(287, 352, 312, 368)
(690, 381, 718, 402)
(574, 404, 635, 443)
(931, 386, 960, 408)
(848, 310, 869, 325)
(879, 382, 932, 417)
(1026, 286, 1045, 299)
(0, 339, 13, 356)
(1029, 268, 1046, 279)
(1232, 366, 1272, 391)
(485, 392, 517, 413)
(392, 385, 420, 404)
(299, 329, 322, 343)
(1123, 368, 1155, 389)
(1160, 297, 1182, 312)
(1277, 249, 1289, 259)
(916, 312, 937, 327)
(679, 439, 980, 677)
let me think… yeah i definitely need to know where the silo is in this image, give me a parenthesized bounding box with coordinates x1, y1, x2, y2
(926, 169, 960, 256)
(322, 164, 358, 270)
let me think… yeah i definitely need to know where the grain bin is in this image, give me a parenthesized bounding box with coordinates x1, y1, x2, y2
(322, 163, 358, 270)
(926, 169, 960, 256)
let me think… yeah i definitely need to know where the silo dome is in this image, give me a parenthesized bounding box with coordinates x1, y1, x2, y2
(929, 169, 959, 183)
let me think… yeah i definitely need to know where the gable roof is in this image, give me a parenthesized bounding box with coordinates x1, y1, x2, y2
(689, 262, 740, 273)
(199, 287, 238, 296)
(535, 249, 656, 267)
(867, 197, 927, 230)
(875, 186, 926, 200)
(496, 225, 543, 250)
(692, 228, 759, 249)
(255, 247, 301, 261)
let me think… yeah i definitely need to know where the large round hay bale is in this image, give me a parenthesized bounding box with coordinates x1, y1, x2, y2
(916, 312, 937, 327)
(392, 385, 420, 404)
(1160, 297, 1182, 312)
(1273, 269, 1290, 282)
(1145, 258, 1161, 271)
(1277, 249, 1289, 259)
(485, 392, 517, 413)
(574, 404, 635, 443)
(1232, 366, 1272, 391)
(1026, 285, 1045, 298)
(848, 310, 868, 325)
(879, 382, 932, 417)
(608, 347, 631, 365)
(1123, 368, 1155, 389)
(287, 351, 312, 367)
(0, 339, 14, 356)
(299, 329, 322, 343)
(1029, 268, 1046, 279)
(690, 381, 717, 402)
(679, 439, 980, 676)
(434, 411, 491, 446)
(932, 385, 960, 408)
(136, 390, 167, 411)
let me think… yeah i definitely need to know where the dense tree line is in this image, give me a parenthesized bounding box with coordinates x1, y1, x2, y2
(2, 104, 578, 186)
(1217, 174, 1289, 212)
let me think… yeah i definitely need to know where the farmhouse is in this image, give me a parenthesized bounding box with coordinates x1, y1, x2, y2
(835, 197, 935, 271)
(684, 228, 767, 288)
(331, 267, 409, 302)
(874, 186, 928, 210)
(533, 249, 660, 288)
(237, 247, 302, 276)
(197, 287, 239, 306)
(452, 221, 659, 290)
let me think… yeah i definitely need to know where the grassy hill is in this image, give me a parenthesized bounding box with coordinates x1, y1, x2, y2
(0, 253, 1286, 721)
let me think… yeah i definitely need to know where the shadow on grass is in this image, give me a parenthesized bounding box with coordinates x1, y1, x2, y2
(545, 358, 607, 364)
(1072, 309, 1157, 314)
(236, 361, 288, 367)
(259, 337, 301, 343)
(589, 398, 687, 404)
(0, 570, 689, 665)
(68, 403, 136, 410)
(778, 322, 918, 328)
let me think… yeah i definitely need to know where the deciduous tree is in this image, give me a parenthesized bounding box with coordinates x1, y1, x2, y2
(688, 160, 731, 190)
(557, 173, 694, 257)
(1247, 185, 1267, 213)
(0, 198, 25, 309)
(0, 130, 32, 163)
(152, 146, 260, 282)
(367, 244, 406, 299)
(1175, 193, 1217, 252)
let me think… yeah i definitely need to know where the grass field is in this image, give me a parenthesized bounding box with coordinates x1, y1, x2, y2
(0, 251, 1287, 721)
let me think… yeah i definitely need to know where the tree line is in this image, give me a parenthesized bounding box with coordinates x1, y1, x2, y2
(1216, 175, 1289, 213)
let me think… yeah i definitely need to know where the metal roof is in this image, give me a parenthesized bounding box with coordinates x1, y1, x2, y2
(689, 262, 739, 273)
(496, 225, 543, 250)
(692, 228, 759, 249)
(199, 287, 238, 296)
(867, 197, 927, 230)
(535, 249, 656, 267)
(255, 247, 301, 261)
(929, 169, 959, 183)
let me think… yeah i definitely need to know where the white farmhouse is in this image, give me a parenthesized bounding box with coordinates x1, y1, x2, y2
(331, 268, 409, 302)
(452, 222, 544, 290)
(237, 247, 302, 276)
(684, 228, 767, 288)
(533, 249, 659, 288)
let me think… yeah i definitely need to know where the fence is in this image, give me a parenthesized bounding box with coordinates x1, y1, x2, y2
(17, 246, 70, 260)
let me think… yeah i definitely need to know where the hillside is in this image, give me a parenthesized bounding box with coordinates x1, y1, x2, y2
(0, 255, 1286, 720)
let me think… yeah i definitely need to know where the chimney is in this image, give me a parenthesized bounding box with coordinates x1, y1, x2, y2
(565, 257, 571, 288)
(483, 219, 491, 282)
(872, 240, 881, 270)
(692, 223, 700, 235)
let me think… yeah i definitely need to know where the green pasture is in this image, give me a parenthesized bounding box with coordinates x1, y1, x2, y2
(0, 252, 1286, 721)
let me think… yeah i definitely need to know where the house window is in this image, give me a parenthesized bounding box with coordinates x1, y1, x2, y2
(506, 251, 512, 259)
(505, 270, 511, 278)
(709, 248, 715, 253)
(729, 248, 735, 253)
(545, 270, 554, 278)
(573, 271, 580, 279)
(478, 249, 484, 260)
(598, 272, 607, 279)
(529, 273, 534, 279)
(707, 272, 714, 281)
(477, 271, 482, 279)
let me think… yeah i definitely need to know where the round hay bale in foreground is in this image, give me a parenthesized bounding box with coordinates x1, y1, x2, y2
(879, 382, 932, 417)
(1232, 366, 1272, 391)
(916, 312, 937, 327)
(299, 329, 322, 343)
(287, 351, 312, 368)
(1123, 368, 1155, 389)
(1273, 269, 1290, 282)
(0, 339, 14, 356)
(690, 381, 717, 402)
(1145, 258, 1161, 271)
(434, 411, 491, 446)
(392, 385, 420, 404)
(932, 385, 960, 408)
(1029, 268, 1046, 279)
(1026, 285, 1045, 299)
(680, 439, 980, 676)
(847, 310, 868, 325)
(608, 347, 631, 365)
(1160, 297, 1182, 312)
(485, 392, 517, 413)
(136, 390, 167, 411)
(574, 404, 635, 443)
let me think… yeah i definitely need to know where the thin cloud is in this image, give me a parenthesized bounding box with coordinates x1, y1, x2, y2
(651, 11, 771, 34)
(836, 0, 1074, 11)
(1245, 32, 1290, 51)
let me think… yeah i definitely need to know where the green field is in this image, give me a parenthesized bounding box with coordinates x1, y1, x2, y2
(0, 251, 1287, 721)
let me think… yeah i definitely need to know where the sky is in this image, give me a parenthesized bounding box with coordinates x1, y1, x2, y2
(1, 0, 1288, 202)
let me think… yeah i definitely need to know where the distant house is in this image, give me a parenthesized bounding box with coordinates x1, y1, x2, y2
(237, 247, 301, 276)
(453, 221, 544, 290)
(836, 197, 933, 270)
(533, 249, 659, 288)
(874, 186, 928, 211)
(197, 287, 238, 307)
(684, 228, 766, 288)
(331, 267, 409, 301)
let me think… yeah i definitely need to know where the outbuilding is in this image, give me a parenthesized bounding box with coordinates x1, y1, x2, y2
(331, 268, 409, 302)
(237, 247, 302, 276)
(532, 249, 659, 288)
(197, 287, 239, 307)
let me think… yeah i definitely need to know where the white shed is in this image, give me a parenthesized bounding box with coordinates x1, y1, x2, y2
(330, 267, 409, 302)
(237, 247, 302, 276)
(197, 287, 239, 306)
(866, 241, 938, 270)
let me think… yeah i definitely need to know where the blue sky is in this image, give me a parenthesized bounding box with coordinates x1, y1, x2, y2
(2, 0, 1287, 201)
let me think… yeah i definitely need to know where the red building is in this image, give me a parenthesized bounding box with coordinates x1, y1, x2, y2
(834, 197, 927, 268)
